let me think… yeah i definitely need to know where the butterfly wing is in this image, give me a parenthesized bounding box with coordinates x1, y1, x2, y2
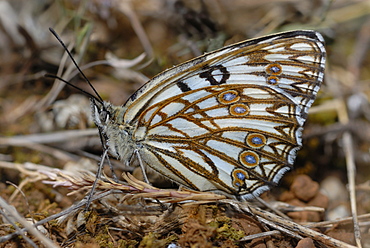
(124, 30, 326, 199)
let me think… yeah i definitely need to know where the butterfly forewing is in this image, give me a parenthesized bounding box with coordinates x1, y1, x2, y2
(100, 30, 326, 200)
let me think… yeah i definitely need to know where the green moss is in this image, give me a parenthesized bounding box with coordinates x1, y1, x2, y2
(117, 239, 139, 248)
(139, 232, 177, 248)
(209, 216, 245, 242)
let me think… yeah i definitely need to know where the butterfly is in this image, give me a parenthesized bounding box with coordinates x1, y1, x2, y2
(91, 30, 326, 200)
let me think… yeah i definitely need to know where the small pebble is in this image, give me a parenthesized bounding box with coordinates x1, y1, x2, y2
(291, 175, 319, 202)
(295, 238, 315, 248)
(320, 176, 348, 202)
(326, 204, 350, 220)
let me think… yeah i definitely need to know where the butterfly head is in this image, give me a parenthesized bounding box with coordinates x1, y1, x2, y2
(90, 98, 113, 131)
(90, 98, 134, 161)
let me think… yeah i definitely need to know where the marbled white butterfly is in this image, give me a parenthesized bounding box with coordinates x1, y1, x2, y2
(90, 30, 326, 200)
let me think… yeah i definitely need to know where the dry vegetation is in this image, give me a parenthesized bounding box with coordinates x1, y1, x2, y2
(1, 0, 370, 247)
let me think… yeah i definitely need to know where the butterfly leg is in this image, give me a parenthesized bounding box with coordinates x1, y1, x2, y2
(85, 148, 109, 210)
(105, 153, 118, 182)
(135, 149, 151, 184)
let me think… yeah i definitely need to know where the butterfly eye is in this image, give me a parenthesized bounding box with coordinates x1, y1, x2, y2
(100, 111, 109, 123)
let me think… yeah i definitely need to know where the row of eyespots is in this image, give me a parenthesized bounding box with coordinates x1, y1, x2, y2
(266, 63, 282, 85)
(217, 90, 249, 116)
(231, 133, 268, 188)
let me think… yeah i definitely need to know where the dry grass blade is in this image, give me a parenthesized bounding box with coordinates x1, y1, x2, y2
(0, 129, 97, 144)
(222, 200, 358, 248)
(42, 170, 227, 203)
(343, 132, 362, 248)
(250, 207, 357, 248)
(335, 86, 362, 246)
(240, 230, 281, 242)
(117, 1, 153, 58)
(0, 137, 79, 162)
(35, 26, 93, 112)
(306, 213, 370, 229)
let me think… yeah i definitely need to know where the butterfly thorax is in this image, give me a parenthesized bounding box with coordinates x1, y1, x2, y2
(91, 99, 137, 162)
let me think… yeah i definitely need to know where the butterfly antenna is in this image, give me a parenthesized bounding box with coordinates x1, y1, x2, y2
(48, 27, 104, 104)
(44, 74, 101, 102)
(48, 28, 118, 210)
